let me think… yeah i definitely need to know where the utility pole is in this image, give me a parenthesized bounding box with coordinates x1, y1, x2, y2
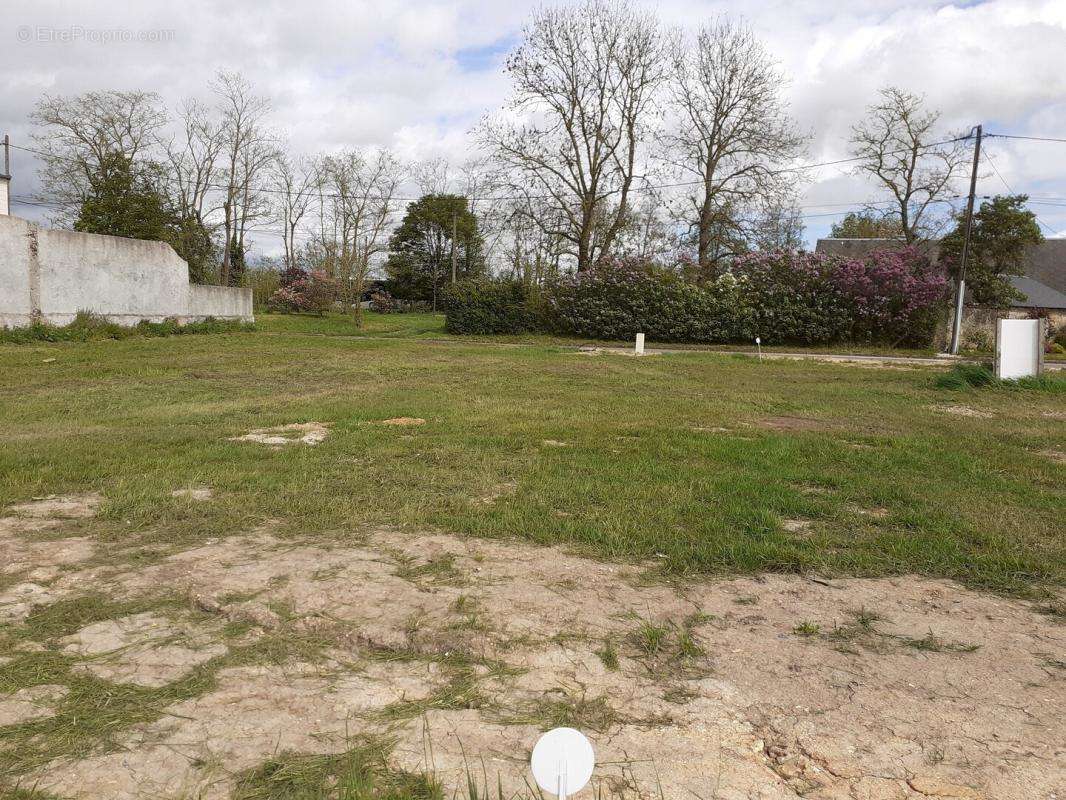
(450, 212, 458, 284)
(949, 124, 982, 355)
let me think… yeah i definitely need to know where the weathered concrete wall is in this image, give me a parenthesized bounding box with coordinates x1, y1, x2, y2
(188, 283, 253, 321)
(34, 225, 191, 326)
(0, 215, 33, 325)
(0, 215, 253, 328)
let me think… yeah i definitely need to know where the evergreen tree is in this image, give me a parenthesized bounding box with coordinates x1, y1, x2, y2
(940, 195, 1044, 307)
(74, 153, 178, 242)
(384, 194, 485, 304)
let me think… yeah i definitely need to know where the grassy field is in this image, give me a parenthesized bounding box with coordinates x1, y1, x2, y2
(2, 312, 1063, 597)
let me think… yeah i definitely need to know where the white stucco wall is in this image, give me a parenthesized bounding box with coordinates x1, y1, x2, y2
(187, 283, 253, 321)
(0, 215, 33, 327)
(0, 215, 253, 328)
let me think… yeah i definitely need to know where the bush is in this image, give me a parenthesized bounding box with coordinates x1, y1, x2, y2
(446, 250, 948, 347)
(442, 279, 539, 334)
(729, 252, 853, 344)
(267, 271, 339, 314)
(369, 290, 398, 314)
(827, 247, 948, 346)
(545, 257, 746, 343)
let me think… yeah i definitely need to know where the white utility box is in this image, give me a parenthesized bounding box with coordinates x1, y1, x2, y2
(995, 318, 1045, 380)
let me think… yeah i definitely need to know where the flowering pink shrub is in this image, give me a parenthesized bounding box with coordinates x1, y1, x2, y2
(829, 247, 949, 345)
(267, 270, 339, 314)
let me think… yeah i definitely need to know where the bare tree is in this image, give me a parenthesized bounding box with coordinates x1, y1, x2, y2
(480, 0, 666, 271)
(662, 18, 806, 274)
(164, 99, 223, 229)
(213, 70, 276, 285)
(272, 153, 319, 270)
(318, 148, 403, 322)
(850, 87, 968, 243)
(412, 157, 452, 196)
(30, 90, 167, 223)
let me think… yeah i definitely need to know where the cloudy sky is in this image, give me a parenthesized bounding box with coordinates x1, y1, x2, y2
(3, 0, 1066, 252)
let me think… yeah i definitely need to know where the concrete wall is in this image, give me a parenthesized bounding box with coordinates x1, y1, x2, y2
(188, 283, 253, 321)
(0, 215, 252, 328)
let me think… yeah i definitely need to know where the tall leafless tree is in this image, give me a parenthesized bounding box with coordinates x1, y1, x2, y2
(850, 87, 968, 243)
(662, 18, 806, 274)
(272, 153, 318, 270)
(213, 70, 276, 285)
(480, 0, 666, 271)
(317, 148, 403, 321)
(30, 90, 167, 223)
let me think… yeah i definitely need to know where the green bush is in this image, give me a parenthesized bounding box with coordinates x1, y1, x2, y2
(0, 311, 254, 344)
(442, 279, 540, 335)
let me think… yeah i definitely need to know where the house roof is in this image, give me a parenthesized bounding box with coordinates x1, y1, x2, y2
(815, 237, 1066, 301)
(1008, 275, 1066, 310)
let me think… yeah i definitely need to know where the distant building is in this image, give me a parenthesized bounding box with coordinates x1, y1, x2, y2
(815, 238, 1066, 313)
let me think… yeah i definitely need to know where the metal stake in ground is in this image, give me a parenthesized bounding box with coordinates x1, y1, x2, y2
(949, 124, 983, 355)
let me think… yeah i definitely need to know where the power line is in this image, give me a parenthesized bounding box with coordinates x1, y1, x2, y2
(4, 135, 972, 206)
(987, 133, 1066, 145)
(982, 149, 1061, 235)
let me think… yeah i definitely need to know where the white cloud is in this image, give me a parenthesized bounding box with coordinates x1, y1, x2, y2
(2, 0, 1065, 245)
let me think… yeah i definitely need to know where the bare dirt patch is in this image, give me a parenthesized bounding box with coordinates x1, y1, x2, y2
(170, 487, 214, 501)
(228, 421, 330, 447)
(0, 492, 103, 536)
(60, 612, 227, 688)
(0, 684, 69, 727)
(380, 417, 426, 426)
(541, 439, 570, 447)
(932, 404, 994, 419)
(5, 526, 1064, 799)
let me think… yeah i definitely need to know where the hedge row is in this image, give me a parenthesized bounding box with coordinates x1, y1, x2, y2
(443, 249, 949, 347)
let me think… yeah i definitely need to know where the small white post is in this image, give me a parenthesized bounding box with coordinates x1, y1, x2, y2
(635, 332, 645, 356)
(755, 336, 762, 361)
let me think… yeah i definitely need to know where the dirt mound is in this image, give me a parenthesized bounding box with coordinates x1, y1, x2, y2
(5, 524, 1064, 799)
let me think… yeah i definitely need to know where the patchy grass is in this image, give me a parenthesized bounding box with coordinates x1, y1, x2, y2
(0, 311, 254, 345)
(231, 734, 443, 800)
(1, 314, 1063, 596)
(936, 363, 1066, 393)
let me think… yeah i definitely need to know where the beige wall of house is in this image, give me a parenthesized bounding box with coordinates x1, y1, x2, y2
(0, 215, 252, 328)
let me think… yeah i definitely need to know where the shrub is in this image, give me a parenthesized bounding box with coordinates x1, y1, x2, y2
(267, 271, 339, 314)
(369, 290, 398, 314)
(729, 252, 853, 344)
(442, 279, 539, 334)
(546, 258, 715, 342)
(828, 247, 949, 346)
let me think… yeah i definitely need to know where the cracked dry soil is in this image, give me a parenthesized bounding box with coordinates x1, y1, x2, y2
(0, 494, 1064, 799)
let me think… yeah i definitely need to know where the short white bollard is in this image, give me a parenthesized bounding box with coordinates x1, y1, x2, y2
(635, 332, 645, 356)
(531, 727, 595, 799)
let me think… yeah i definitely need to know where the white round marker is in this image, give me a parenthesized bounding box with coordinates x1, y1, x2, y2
(530, 727, 595, 799)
